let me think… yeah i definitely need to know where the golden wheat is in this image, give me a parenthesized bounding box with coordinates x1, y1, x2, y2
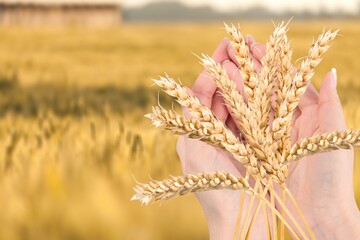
(132, 22, 358, 240)
(132, 171, 250, 204)
(286, 129, 360, 162)
(224, 23, 257, 110)
(272, 29, 338, 144)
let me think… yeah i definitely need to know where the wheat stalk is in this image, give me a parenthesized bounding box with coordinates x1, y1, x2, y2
(132, 171, 251, 204)
(285, 129, 360, 162)
(146, 106, 258, 170)
(153, 75, 214, 121)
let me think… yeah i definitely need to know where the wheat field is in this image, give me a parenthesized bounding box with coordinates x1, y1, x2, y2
(0, 20, 358, 239)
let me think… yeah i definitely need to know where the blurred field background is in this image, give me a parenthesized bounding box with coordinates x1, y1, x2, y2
(0, 17, 359, 240)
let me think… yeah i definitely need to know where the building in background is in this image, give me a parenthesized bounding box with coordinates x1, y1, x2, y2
(0, 0, 122, 26)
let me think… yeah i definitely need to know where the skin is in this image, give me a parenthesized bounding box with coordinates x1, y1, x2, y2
(176, 38, 360, 239)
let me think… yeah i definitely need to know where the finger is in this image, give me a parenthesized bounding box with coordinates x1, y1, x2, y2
(312, 69, 352, 188)
(212, 38, 231, 62)
(250, 43, 266, 62)
(245, 35, 256, 46)
(182, 86, 193, 118)
(245, 35, 266, 61)
(291, 108, 301, 144)
(298, 83, 319, 111)
(252, 56, 262, 73)
(211, 90, 229, 123)
(318, 68, 346, 132)
(192, 38, 230, 107)
(227, 44, 239, 66)
(222, 60, 247, 102)
(292, 107, 301, 126)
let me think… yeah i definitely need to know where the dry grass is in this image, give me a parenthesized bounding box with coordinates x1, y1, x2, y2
(0, 20, 357, 239)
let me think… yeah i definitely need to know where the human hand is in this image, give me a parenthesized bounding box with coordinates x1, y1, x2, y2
(282, 68, 360, 239)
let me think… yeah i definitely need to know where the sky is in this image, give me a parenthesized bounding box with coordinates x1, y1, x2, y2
(121, 0, 360, 15)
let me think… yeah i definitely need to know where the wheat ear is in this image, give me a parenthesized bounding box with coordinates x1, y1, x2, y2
(131, 171, 300, 239)
(252, 23, 289, 181)
(271, 24, 293, 183)
(256, 22, 286, 135)
(272, 29, 338, 144)
(274, 25, 293, 157)
(131, 171, 250, 204)
(200, 55, 252, 140)
(153, 75, 213, 121)
(200, 55, 266, 161)
(285, 129, 360, 162)
(154, 75, 263, 175)
(224, 23, 257, 110)
(146, 106, 258, 168)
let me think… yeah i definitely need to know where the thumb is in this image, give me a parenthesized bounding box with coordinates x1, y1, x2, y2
(318, 68, 346, 133)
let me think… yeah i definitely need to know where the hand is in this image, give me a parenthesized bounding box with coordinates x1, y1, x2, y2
(283, 68, 360, 238)
(176, 38, 270, 239)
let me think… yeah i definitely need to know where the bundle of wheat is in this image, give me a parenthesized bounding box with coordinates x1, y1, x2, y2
(132, 22, 359, 239)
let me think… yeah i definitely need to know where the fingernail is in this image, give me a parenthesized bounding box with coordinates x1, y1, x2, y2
(331, 68, 337, 89)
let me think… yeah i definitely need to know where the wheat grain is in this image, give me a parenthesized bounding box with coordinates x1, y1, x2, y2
(224, 23, 257, 110)
(153, 75, 213, 121)
(274, 25, 293, 159)
(272, 29, 338, 144)
(131, 171, 250, 205)
(146, 106, 261, 174)
(285, 129, 360, 162)
(254, 23, 289, 178)
(256, 22, 286, 135)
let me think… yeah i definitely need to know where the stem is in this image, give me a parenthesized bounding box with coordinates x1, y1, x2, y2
(240, 179, 260, 239)
(270, 181, 278, 239)
(285, 188, 316, 240)
(262, 197, 272, 240)
(269, 187, 309, 239)
(280, 187, 286, 240)
(246, 183, 270, 239)
(233, 189, 245, 240)
(254, 192, 301, 240)
(260, 183, 272, 240)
